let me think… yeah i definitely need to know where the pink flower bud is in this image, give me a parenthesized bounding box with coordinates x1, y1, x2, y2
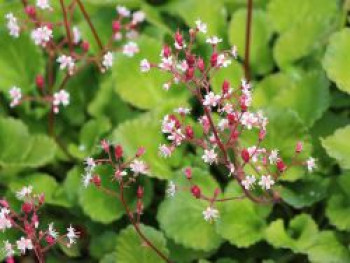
(0, 199, 9, 208)
(36, 75, 44, 90)
(227, 113, 236, 125)
(185, 125, 194, 139)
(25, 6, 36, 18)
(214, 188, 220, 197)
(191, 185, 201, 199)
(22, 203, 32, 214)
(81, 41, 90, 52)
(6, 257, 14, 263)
(259, 129, 266, 141)
(230, 130, 239, 141)
(197, 57, 205, 72)
(184, 167, 192, 179)
(186, 54, 196, 67)
(169, 114, 181, 129)
(114, 145, 123, 159)
(240, 100, 247, 112)
(112, 20, 121, 32)
(136, 147, 146, 157)
(137, 186, 144, 199)
(210, 52, 218, 67)
(101, 140, 109, 153)
(38, 194, 45, 205)
(175, 31, 183, 46)
(46, 235, 55, 245)
(185, 67, 194, 81)
(276, 159, 286, 172)
(162, 45, 171, 58)
(92, 175, 101, 187)
(241, 149, 250, 163)
(222, 80, 230, 94)
(295, 141, 303, 153)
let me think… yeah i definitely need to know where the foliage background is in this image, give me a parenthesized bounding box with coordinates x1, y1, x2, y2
(0, 0, 350, 262)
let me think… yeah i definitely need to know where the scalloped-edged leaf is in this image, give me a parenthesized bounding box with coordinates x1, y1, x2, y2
(265, 214, 318, 253)
(268, 0, 339, 68)
(254, 70, 330, 128)
(90, 231, 118, 260)
(113, 36, 188, 110)
(112, 113, 181, 180)
(321, 125, 350, 169)
(115, 224, 169, 263)
(79, 165, 153, 224)
(229, 9, 273, 74)
(326, 174, 350, 231)
(157, 168, 223, 251)
(323, 29, 350, 95)
(168, 239, 215, 263)
(216, 182, 272, 247)
(280, 174, 330, 208)
(0, 32, 43, 92)
(0, 118, 56, 168)
(211, 60, 244, 94)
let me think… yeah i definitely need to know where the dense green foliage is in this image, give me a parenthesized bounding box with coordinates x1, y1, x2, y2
(0, 0, 350, 262)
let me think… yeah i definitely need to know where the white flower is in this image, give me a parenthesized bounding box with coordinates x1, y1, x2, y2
(218, 118, 229, 131)
(5, 13, 20, 38)
(123, 42, 139, 57)
(57, 55, 75, 75)
(102, 52, 113, 70)
(167, 129, 185, 146)
(81, 172, 92, 188)
(240, 112, 258, 130)
(195, 19, 207, 33)
(53, 90, 70, 107)
(16, 186, 33, 200)
(228, 163, 235, 176)
(0, 208, 11, 231)
(16, 237, 33, 254)
(36, 0, 51, 10)
(126, 30, 138, 40)
(31, 26, 53, 47)
(140, 59, 151, 72)
(8, 86, 22, 107)
(159, 144, 172, 158)
(4, 241, 14, 257)
(84, 157, 95, 172)
(66, 225, 78, 247)
(203, 92, 221, 107)
(306, 157, 316, 172)
(166, 181, 176, 197)
(163, 83, 171, 91)
(269, 149, 279, 164)
(159, 56, 173, 71)
(206, 36, 222, 45)
(258, 175, 275, 190)
(161, 115, 175, 134)
(202, 149, 217, 165)
(231, 45, 238, 58)
(177, 60, 188, 72)
(72, 26, 81, 44)
(132, 11, 145, 24)
(130, 160, 148, 174)
(116, 5, 130, 17)
(217, 54, 231, 68)
(174, 107, 190, 115)
(203, 206, 219, 222)
(48, 223, 58, 239)
(242, 175, 256, 190)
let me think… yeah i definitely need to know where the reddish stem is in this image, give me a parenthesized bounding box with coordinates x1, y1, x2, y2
(59, 0, 74, 53)
(244, 0, 253, 81)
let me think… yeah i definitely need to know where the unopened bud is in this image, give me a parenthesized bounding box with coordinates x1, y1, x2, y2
(191, 185, 201, 199)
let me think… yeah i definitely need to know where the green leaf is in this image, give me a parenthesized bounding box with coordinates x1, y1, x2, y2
(323, 29, 350, 95)
(229, 9, 273, 75)
(0, 118, 56, 168)
(254, 70, 330, 128)
(326, 174, 350, 231)
(211, 60, 244, 94)
(90, 231, 118, 259)
(321, 125, 350, 169)
(216, 182, 272, 247)
(113, 35, 188, 110)
(115, 224, 169, 263)
(112, 113, 180, 180)
(157, 168, 223, 251)
(280, 175, 330, 208)
(0, 32, 43, 92)
(265, 214, 319, 253)
(268, 0, 340, 68)
(79, 165, 153, 223)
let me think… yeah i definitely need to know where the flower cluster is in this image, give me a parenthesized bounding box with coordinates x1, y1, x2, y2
(142, 20, 317, 222)
(5, 4, 145, 117)
(1, 186, 78, 262)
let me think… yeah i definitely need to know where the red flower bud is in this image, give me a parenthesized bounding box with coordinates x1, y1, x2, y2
(22, 203, 32, 214)
(0, 199, 9, 208)
(230, 130, 239, 141)
(210, 52, 218, 67)
(46, 235, 55, 245)
(241, 149, 250, 163)
(191, 185, 201, 199)
(137, 186, 144, 199)
(295, 141, 303, 153)
(276, 159, 286, 172)
(36, 75, 44, 90)
(112, 20, 121, 32)
(38, 193, 45, 205)
(227, 113, 236, 125)
(25, 6, 36, 18)
(101, 140, 109, 153)
(185, 67, 194, 81)
(197, 57, 205, 72)
(162, 45, 171, 58)
(114, 145, 123, 159)
(46, 23, 53, 30)
(184, 167, 192, 179)
(186, 54, 196, 67)
(259, 129, 266, 141)
(81, 41, 90, 52)
(222, 80, 230, 94)
(185, 125, 194, 139)
(169, 114, 181, 129)
(175, 31, 183, 46)
(6, 257, 14, 263)
(92, 175, 101, 187)
(240, 101, 247, 112)
(136, 147, 146, 157)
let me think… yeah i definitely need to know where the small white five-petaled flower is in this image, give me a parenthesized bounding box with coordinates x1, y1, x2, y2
(203, 206, 219, 222)
(206, 36, 222, 45)
(16, 237, 33, 254)
(242, 175, 256, 190)
(202, 149, 218, 165)
(195, 19, 207, 33)
(306, 157, 316, 172)
(102, 52, 114, 70)
(258, 175, 275, 190)
(130, 160, 148, 175)
(166, 181, 176, 197)
(123, 42, 139, 57)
